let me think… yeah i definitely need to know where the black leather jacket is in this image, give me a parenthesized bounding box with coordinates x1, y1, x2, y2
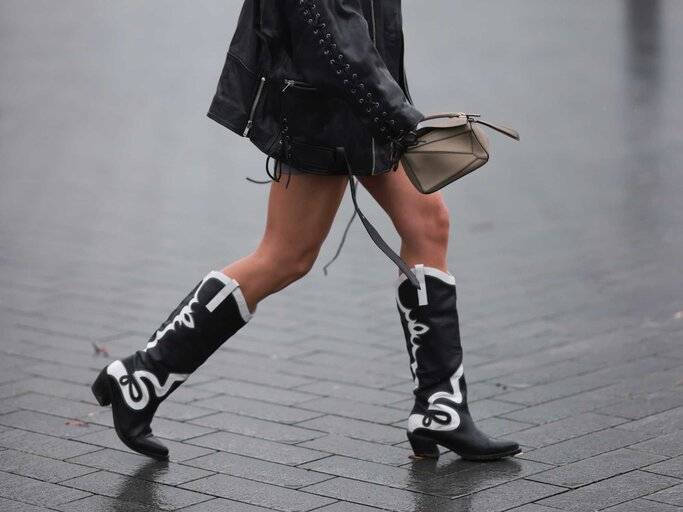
(207, 0, 424, 175)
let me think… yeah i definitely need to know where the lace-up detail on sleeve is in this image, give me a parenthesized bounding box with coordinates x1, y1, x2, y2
(296, 0, 405, 142)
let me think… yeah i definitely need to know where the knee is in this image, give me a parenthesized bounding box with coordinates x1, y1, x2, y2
(258, 244, 319, 287)
(400, 199, 450, 249)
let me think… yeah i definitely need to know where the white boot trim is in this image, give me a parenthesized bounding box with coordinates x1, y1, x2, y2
(107, 360, 188, 411)
(415, 264, 428, 306)
(396, 265, 455, 289)
(206, 279, 239, 313)
(205, 271, 252, 322)
(407, 364, 465, 433)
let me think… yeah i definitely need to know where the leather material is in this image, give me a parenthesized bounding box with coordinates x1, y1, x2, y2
(396, 267, 521, 460)
(92, 271, 251, 459)
(401, 112, 519, 194)
(207, 0, 423, 175)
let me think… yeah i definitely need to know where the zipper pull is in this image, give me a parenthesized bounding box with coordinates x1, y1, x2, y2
(282, 79, 294, 92)
(242, 120, 253, 137)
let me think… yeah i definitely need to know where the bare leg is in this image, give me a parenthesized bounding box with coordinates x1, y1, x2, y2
(357, 163, 450, 273)
(222, 174, 348, 312)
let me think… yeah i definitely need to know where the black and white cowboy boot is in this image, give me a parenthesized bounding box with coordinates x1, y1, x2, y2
(396, 265, 520, 461)
(92, 271, 252, 460)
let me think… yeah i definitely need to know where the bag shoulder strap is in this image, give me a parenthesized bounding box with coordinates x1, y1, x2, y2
(473, 119, 520, 141)
(333, 148, 421, 289)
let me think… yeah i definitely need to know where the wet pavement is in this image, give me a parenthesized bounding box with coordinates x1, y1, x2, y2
(1, 0, 683, 511)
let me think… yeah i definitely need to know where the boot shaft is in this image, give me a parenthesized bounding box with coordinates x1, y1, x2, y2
(144, 271, 252, 374)
(396, 265, 464, 399)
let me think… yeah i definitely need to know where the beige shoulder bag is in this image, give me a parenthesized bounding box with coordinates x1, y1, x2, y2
(400, 112, 520, 194)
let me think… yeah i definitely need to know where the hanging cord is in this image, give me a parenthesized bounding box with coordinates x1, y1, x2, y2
(322, 205, 357, 275)
(388, 131, 418, 172)
(337, 148, 420, 289)
(245, 119, 293, 189)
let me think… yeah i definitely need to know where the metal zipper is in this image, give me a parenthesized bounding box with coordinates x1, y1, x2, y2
(282, 78, 317, 92)
(370, 0, 377, 174)
(243, 76, 266, 137)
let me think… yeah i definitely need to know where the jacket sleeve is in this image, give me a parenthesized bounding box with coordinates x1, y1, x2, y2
(282, 0, 423, 142)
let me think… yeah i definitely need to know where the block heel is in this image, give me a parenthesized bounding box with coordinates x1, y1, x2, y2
(91, 367, 111, 406)
(407, 431, 440, 459)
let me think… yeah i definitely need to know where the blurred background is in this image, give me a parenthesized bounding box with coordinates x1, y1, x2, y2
(1, 1, 682, 510)
(1, 1, 681, 321)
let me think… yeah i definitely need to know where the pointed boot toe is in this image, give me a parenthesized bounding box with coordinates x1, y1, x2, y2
(458, 438, 522, 461)
(124, 433, 169, 461)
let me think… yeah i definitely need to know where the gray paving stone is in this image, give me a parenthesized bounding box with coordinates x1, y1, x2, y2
(73, 428, 216, 462)
(293, 381, 406, 406)
(598, 389, 683, 420)
(292, 353, 404, 380)
(297, 397, 407, 424)
(164, 385, 218, 404)
(300, 455, 415, 490)
(301, 476, 450, 512)
(0, 496, 58, 512)
(475, 416, 536, 437)
(497, 372, 614, 406)
(528, 448, 667, 488)
(178, 497, 275, 511)
(299, 434, 413, 466)
(602, 498, 683, 511)
(55, 494, 163, 512)
(0, 376, 94, 403)
(0, 470, 91, 508)
(187, 431, 328, 465)
(619, 406, 683, 436)
(496, 359, 605, 388)
(22, 345, 113, 370)
(184, 451, 332, 489)
(195, 378, 318, 406)
(295, 415, 405, 444)
(192, 394, 323, 424)
(643, 455, 683, 479)
(538, 471, 681, 511)
(512, 412, 627, 448)
(502, 391, 623, 425)
(507, 505, 566, 512)
(0, 409, 109, 438)
(0, 448, 96, 483)
(190, 411, 326, 444)
(424, 457, 558, 493)
(521, 428, 653, 465)
(0, 392, 98, 420)
(0, 428, 99, 459)
(629, 430, 683, 457)
(292, 335, 393, 360)
(21, 362, 100, 386)
(62, 470, 212, 511)
(277, 360, 405, 389)
(449, 479, 565, 512)
(68, 448, 214, 485)
(115, 417, 215, 442)
(465, 398, 526, 420)
(154, 400, 215, 422)
(648, 483, 683, 508)
(181, 473, 335, 512)
(312, 502, 387, 512)
(199, 357, 315, 389)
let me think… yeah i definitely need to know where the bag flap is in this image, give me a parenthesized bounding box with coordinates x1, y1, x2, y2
(415, 116, 468, 137)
